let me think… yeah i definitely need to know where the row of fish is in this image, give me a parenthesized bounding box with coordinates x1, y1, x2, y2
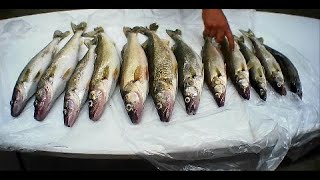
(10, 22, 302, 126)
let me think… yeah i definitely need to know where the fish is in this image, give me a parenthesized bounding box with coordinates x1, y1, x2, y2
(240, 29, 286, 96)
(264, 44, 302, 99)
(83, 27, 121, 121)
(120, 27, 149, 124)
(137, 23, 178, 122)
(34, 22, 87, 121)
(236, 35, 267, 101)
(166, 29, 204, 114)
(63, 38, 97, 127)
(221, 38, 250, 100)
(201, 36, 227, 107)
(10, 30, 70, 117)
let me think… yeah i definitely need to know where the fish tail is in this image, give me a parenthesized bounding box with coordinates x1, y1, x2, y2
(53, 30, 70, 40)
(71, 22, 87, 33)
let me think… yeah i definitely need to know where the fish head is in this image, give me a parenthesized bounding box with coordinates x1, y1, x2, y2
(63, 92, 80, 127)
(290, 79, 302, 99)
(122, 91, 144, 124)
(255, 77, 267, 101)
(154, 90, 175, 122)
(212, 77, 226, 107)
(34, 82, 53, 121)
(236, 72, 250, 100)
(10, 84, 27, 117)
(271, 72, 287, 96)
(183, 78, 201, 115)
(88, 88, 106, 121)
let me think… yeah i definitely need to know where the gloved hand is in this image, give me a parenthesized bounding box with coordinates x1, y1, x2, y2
(202, 9, 234, 50)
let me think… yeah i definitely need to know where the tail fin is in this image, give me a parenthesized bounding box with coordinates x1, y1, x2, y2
(83, 26, 104, 37)
(123, 26, 145, 37)
(84, 37, 97, 48)
(71, 22, 87, 33)
(149, 23, 159, 31)
(53, 30, 70, 40)
(166, 29, 182, 39)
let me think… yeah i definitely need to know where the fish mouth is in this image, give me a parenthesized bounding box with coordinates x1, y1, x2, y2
(271, 81, 287, 96)
(88, 89, 106, 121)
(63, 98, 80, 127)
(34, 87, 52, 121)
(239, 86, 250, 100)
(10, 88, 27, 117)
(184, 95, 200, 115)
(258, 88, 267, 101)
(214, 92, 226, 107)
(126, 105, 143, 124)
(122, 92, 144, 124)
(157, 105, 173, 122)
(290, 82, 302, 99)
(251, 80, 267, 101)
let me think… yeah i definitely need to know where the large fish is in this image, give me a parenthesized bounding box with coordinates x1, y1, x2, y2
(10, 30, 70, 117)
(137, 23, 178, 122)
(63, 38, 97, 127)
(34, 22, 87, 121)
(201, 36, 227, 107)
(120, 27, 149, 124)
(236, 35, 267, 101)
(166, 29, 204, 114)
(221, 38, 250, 100)
(84, 27, 121, 121)
(264, 44, 302, 99)
(240, 29, 286, 96)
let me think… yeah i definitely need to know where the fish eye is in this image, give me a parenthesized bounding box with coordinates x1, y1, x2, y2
(88, 100, 93, 107)
(63, 109, 67, 115)
(185, 97, 191, 103)
(126, 104, 133, 111)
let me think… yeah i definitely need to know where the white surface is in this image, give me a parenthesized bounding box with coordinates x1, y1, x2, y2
(0, 10, 319, 170)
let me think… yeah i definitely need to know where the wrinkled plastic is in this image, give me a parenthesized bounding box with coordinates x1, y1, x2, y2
(0, 9, 318, 171)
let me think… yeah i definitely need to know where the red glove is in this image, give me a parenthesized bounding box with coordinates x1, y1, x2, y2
(202, 9, 234, 50)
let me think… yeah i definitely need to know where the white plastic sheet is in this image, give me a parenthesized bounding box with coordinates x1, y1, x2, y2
(0, 9, 318, 171)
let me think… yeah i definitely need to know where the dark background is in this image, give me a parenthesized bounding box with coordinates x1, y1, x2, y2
(0, 9, 319, 171)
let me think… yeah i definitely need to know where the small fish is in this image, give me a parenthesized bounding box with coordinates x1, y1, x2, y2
(264, 44, 302, 99)
(236, 35, 267, 101)
(136, 23, 178, 122)
(221, 38, 250, 100)
(201, 36, 227, 107)
(34, 22, 87, 121)
(63, 38, 97, 127)
(10, 30, 70, 117)
(84, 27, 121, 121)
(166, 29, 204, 114)
(240, 29, 286, 96)
(120, 27, 149, 124)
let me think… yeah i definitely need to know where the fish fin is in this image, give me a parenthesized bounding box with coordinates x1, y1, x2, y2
(102, 66, 109, 80)
(247, 60, 254, 70)
(22, 68, 31, 82)
(134, 66, 143, 82)
(53, 30, 70, 40)
(247, 29, 255, 37)
(239, 36, 245, 43)
(84, 37, 97, 48)
(33, 70, 41, 81)
(113, 68, 119, 80)
(149, 23, 159, 32)
(121, 44, 127, 59)
(257, 37, 264, 44)
(172, 43, 177, 51)
(83, 26, 104, 37)
(257, 66, 264, 77)
(123, 26, 143, 37)
(166, 29, 182, 39)
(123, 27, 132, 37)
(71, 22, 87, 33)
(62, 68, 72, 80)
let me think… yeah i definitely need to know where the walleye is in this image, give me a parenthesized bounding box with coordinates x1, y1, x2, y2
(63, 38, 97, 127)
(138, 23, 178, 122)
(201, 36, 227, 107)
(166, 29, 204, 114)
(236, 35, 267, 101)
(240, 29, 286, 96)
(10, 30, 70, 117)
(120, 27, 149, 124)
(264, 44, 302, 99)
(221, 38, 250, 100)
(84, 27, 121, 121)
(34, 22, 87, 121)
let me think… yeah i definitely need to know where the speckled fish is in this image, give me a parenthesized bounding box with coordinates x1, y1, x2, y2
(63, 38, 97, 127)
(201, 36, 227, 107)
(10, 30, 70, 117)
(264, 44, 302, 99)
(137, 23, 178, 122)
(34, 22, 87, 121)
(236, 35, 267, 101)
(120, 27, 149, 124)
(240, 29, 286, 96)
(221, 38, 250, 100)
(166, 29, 204, 114)
(83, 27, 121, 121)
